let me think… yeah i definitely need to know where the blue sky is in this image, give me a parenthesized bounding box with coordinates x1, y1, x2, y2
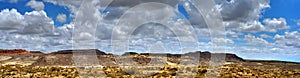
(259, 0, 300, 34)
(2, 0, 298, 30)
(0, 0, 300, 62)
(0, 0, 71, 26)
(0, 0, 191, 27)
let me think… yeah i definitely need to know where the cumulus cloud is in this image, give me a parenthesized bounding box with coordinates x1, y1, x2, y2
(0, 9, 54, 34)
(296, 20, 300, 26)
(226, 30, 241, 38)
(0, 9, 25, 30)
(1, 23, 73, 52)
(43, 0, 83, 18)
(220, 0, 270, 33)
(5, 0, 295, 62)
(45, 0, 271, 33)
(260, 34, 272, 38)
(0, 8, 69, 52)
(56, 14, 67, 23)
(43, 0, 270, 52)
(45, 0, 181, 21)
(0, 8, 54, 34)
(22, 10, 54, 34)
(212, 38, 234, 44)
(244, 34, 269, 45)
(2, 0, 298, 58)
(26, 0, 45, 11)
(274, 31, 300, 48)
(180, 1, 208, 28)
(274, 34, 285, 41)
(221, 0, 270, 22)
(240, 20, 265, 33)
(219, 1, 291, 34)
(263, 18, 289, 32)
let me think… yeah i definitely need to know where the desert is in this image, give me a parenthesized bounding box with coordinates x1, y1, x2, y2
(1, 49, 300, 78)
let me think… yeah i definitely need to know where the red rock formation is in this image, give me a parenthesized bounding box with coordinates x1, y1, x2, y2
(0, 49, 41, 56)
(0, 49, 28, 53)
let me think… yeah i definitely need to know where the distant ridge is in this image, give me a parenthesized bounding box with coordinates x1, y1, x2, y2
(246, 60, 300, 64)
(49, 49, 107, 55)
(0, 49, 43, 55)
(122, 51, 245, 62)
(0, 49, 299, 63)
(0, 49, 28, 54)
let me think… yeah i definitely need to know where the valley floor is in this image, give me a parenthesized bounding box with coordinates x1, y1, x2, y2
(1, 61, 300, 78)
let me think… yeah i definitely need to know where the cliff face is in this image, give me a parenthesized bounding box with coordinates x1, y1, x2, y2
(122, 51, 245, 62)
(225, 53, 245, 62)
(185, 52, 245, 62)
(49, 49, 107, 55)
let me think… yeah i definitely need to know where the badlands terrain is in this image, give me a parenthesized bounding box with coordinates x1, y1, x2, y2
(1, 49, 300, 78)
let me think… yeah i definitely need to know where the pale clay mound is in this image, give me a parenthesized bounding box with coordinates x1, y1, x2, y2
(0, 55, 40, 66)
(0, 56, 12, 61)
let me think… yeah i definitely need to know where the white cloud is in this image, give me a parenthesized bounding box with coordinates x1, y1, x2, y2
(43, 0, 83, 18)
(274, 34, 285, 40)
(274, 31, 300, 48)
(222, 7, 289, 34)
(55, 23, 74, 37)
(56, 14, 67, 23)
(226, 30, 237, 36)
(263, 18, 289, 32)
(1, 23, 74, 53)
(42, 0, 271, 53)
(219, 1, 290, 34)
(0, 9, 25, 30)
(220, 0, 270, 33)
(3, 0, 300, 60)
(45, 0, 271, 34)
(226, 30, 242, 38)
(22, 10, 54, 34)
(260, 34, 272, 38)
(0, 8, 54, 34)
(240, 20, 265, 33)
(182, 1, 207, 28)
(212, 38, 234, 44)
(0, 8, 71, 52)
(244, 34, 269, 45)
(26, 0, 45, 11)
(296, 20, 300, 26)
(221, 0, 269, 22)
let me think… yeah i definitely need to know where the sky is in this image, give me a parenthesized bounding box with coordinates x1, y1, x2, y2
(0, 0, 300, 62)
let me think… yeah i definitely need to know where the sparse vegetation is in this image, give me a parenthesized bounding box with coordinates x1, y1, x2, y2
(220, 62, 300, 77)
(1, 63, 300, 78)
(0, 64, 79, 78)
